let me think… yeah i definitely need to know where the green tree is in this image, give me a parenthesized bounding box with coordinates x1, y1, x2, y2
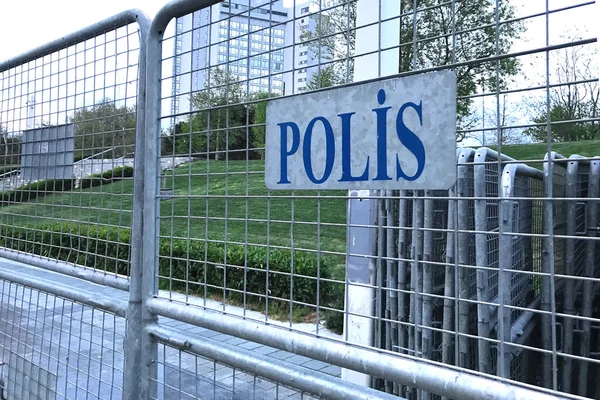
(185, 68, 253, 160)
(0, 124, 7, 157)
(251, 92, 272, 160)
(0, 124, 20, 166)
(398, 0, 523, 138)
(525, 44, 599, 142)
(299, 0, 356, 84)
(70, 99, 136, 159)
(306, 65, 339, 90)
(299, 0, 524, 140)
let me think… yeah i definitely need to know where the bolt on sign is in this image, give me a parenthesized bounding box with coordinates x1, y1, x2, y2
(265, 70, 457, 190)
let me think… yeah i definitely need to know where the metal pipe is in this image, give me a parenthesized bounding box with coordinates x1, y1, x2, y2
(397, 190, 409, 396)
(146, 297, 569, 400)
(578, 160, 599, 396)
(456, 150, 473, 370)
(146, 323, 405, 400)
(474, 148, 514, 374)
(143, 2, 222, 398)
(442, 192, 455, 368)
(562, 157, 580, 393)
(541, 151, 566, 389)
(498, 164, 518, 378)
(123, 9, 152, 400)
(421, 192, 434, 400)
(385, 191, 398, 395)
(0, 264, 127, 317)
(0, 248, 129, 290)
(0, 10, 144, 72)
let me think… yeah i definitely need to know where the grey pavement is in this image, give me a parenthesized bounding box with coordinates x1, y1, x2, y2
(0, 258, 340, 400)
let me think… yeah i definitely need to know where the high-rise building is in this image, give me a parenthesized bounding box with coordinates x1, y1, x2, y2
(170, 0, 289, 118)
(282, 2, 331, 94)
(169, 0, 332, 119)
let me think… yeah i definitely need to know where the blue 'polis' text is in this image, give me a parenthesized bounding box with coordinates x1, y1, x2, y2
(277, 89, 426, 185)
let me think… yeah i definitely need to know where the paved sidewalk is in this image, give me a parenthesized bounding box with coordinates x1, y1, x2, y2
(0, 258, 341, 399)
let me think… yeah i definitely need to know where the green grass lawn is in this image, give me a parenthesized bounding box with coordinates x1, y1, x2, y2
(489, 140, 600, 163)
(2, 139, 599, 260)
(0, 159, 348, 256)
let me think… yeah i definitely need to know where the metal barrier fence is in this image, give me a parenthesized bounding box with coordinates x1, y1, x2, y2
(0, 277, 127, 399)
(0, 0, 598, 399)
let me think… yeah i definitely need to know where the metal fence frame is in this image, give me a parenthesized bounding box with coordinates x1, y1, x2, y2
(140, 1, 573, 399)
(0, 10, 148, 292)
(0, 1, 598, 399)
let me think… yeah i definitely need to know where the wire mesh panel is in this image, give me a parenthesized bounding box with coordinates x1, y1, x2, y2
(497, 163, 544, 382)
(144, 0, 600, 399)
(579, 159, 600, 397)
(150, 341, 331, 400)
(154, 0, 352, 346)
(473, 148, 514, 375)
(0, 279, 125, 400)
(0, 21, 142, 283)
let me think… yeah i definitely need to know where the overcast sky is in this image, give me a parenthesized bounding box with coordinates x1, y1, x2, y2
(0, 0, 170, 62)
(0, 0, 597, 141)
(1, 0, 596, 62)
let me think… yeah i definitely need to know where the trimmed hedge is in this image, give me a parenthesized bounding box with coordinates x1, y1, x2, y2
(0, 166, 135, 205)
(0, 179, 75, 203)
(159, 238, 342, 306)
(0, 222, 345, 325)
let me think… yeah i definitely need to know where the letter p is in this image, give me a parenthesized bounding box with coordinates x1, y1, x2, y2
(278, 122, 300, 184)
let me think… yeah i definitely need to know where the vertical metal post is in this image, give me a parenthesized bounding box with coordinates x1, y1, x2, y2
(562, 158, 579, 393)
(541, 151, 565, 389)
(385, 192, 398, 395)
(498, 167, 514, 379)
(342, 0, 399, 388)
(120, 10, 157, 400)
(396, 190, 409, 396)
(579, 160, 599, 395)
(421, 192, 433, 400)
(442, 190, 456, 369)
(543, 0, 559, 391)
(456, 155, 471, 370)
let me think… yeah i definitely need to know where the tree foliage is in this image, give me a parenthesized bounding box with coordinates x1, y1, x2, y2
(299, 0, 356, 84)
(526, 44, 599, 142)
(299, 0, 524, 140)
(251, 92, 272, 160)
(70, 99, 136, 159)
(306, 65, 339, 90)
(0, 124, 20, 166)
(398, 0, 523, 137)
(165, 68, 269, 160)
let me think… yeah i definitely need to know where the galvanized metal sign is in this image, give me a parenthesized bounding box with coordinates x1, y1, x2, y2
(265, 71, 457, 190)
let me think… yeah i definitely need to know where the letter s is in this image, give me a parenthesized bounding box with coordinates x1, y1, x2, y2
(395, 101, 425, 181)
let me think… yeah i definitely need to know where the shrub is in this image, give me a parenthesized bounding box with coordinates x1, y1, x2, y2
(0, 179, 74, 204)
(323, 293, 345, 335)
(159, 240, 340, 306)
(0, 166, 135, 206)
(0, 223, 131, 275)
(0, 223, 344, 325)
(101, 165, 134, 180)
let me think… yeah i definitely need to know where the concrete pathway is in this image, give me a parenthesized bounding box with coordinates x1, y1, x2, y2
(0, 258, 341, 400)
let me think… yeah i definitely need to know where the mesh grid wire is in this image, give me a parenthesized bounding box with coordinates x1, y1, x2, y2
(151, 342, 328, 400)
(0, 279, 125, 400)
(2, 0, 599, 399)
(0, 23, 140, 278)
(151, 0, 600, 398)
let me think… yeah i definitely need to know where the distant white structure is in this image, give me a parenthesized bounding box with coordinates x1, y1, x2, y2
(26, 95, 35, 130)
